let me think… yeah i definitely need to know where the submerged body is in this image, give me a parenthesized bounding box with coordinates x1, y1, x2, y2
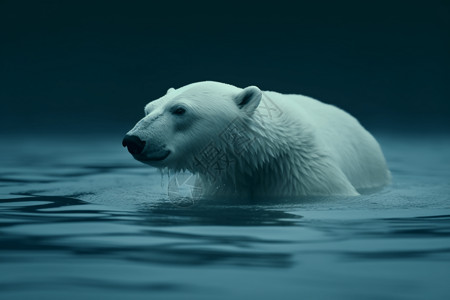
(123, 81, 390, 198)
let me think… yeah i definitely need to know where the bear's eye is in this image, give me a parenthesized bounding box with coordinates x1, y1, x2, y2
(173, 107, 186, 115)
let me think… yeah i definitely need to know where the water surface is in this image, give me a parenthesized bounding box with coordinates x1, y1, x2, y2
(1, 133, 449, 300)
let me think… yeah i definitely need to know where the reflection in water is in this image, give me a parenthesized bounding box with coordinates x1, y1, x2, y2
(0, 196, 297, 268)
(2, 196, 450, 268)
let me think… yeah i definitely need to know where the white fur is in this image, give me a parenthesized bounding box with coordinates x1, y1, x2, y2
(126, 81, 390, 197)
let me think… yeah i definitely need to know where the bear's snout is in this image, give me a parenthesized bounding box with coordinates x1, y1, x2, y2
(122, 135, 146, 155)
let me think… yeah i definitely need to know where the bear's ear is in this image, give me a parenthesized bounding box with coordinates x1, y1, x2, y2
(234, 86, 262, 114)
(167, 87, 176, 94)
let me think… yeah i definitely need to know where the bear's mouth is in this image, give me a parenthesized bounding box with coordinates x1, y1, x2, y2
(134, 150, 171, 162)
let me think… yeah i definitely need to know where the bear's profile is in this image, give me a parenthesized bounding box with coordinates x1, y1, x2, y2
(123, 81, 390, 197)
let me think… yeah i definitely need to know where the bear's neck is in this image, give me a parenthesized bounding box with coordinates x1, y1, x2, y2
(182, 99, 310, 196)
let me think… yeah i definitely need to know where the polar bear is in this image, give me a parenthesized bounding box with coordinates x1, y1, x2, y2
(123, 81, 390, 198)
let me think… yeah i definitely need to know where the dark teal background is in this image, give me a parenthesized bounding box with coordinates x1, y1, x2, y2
(1, 0, 449, 134)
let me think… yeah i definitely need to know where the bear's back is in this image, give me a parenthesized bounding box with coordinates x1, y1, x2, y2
(261, 91, 390, 191)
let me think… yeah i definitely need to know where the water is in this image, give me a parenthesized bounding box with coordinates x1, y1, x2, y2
(1, 133, 449, 300)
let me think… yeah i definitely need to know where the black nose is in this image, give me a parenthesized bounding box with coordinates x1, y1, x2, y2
(122, 135, 146, 154)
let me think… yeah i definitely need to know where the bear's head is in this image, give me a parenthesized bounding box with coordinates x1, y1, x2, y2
(122, 81, 262, 171)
